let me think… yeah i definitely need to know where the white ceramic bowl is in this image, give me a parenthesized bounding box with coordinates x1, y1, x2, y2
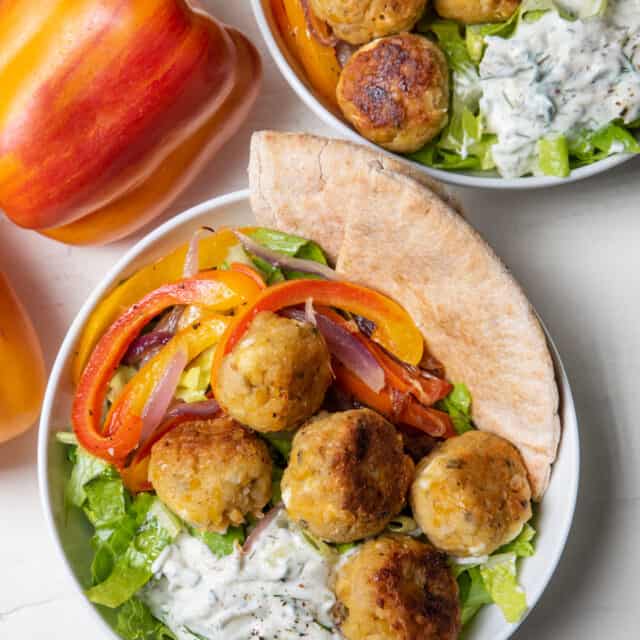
(38, 190, 580, 640)
(251, 0, 633, 190)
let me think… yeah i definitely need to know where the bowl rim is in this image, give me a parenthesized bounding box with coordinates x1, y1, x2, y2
(250, 0, 633, 190)
(38, 189, 580, 640)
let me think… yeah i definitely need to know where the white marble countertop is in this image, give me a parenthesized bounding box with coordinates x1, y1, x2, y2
(1, 2, 638, 638)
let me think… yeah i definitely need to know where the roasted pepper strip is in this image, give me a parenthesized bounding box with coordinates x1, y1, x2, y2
(72, 271, 261, 460)
(272, 0, 341, 108)
(229, 262, 267, 288)
(211, 279, 424, 390)
(332, 361, 456, 438)
(72, 228, 245, 383)
(104, 315, 229, 465)
(315, 306, 452, 405)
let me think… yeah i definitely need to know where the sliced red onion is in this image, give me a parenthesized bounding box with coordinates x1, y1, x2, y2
(336, 40, 358, 67)
(154, 306, 184, 335)
(283, 308, 385, 393)
(304, 297, 317, 327)
(122, 331, 173, 366)
(243, 504, 283, 554)
(139, 348, 188, 443)
(233, 231, 337, 280)
(301, 0, 338, 47)
(183, 227, 214, 278)
(353, 314, 376, 338)
(164, 399, 221, 422)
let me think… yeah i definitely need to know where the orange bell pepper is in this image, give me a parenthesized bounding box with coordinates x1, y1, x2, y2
(211, 279, 425, 391)
(72, 271, 261, 460)
(333, 361, 456, 439)
(0, 1, 260, 244)
(272, 0, 341, 109)
(102, 314, 229, 464)
(71, 228, 239, 383)
(0, 273, 46, 443)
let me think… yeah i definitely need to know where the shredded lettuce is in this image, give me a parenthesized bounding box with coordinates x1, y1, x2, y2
(87, 498, 181, 608)
(244, 227, 329, 282)
(410, 3, 638, 175)
(107, 365, 137, 405)
(116, 597, 176, 640)
(191, 526, 245, 558)
(175, 346, 215, 403)
(437, 383, 474, 434)
(66, 445, 115, 508)
(454, 523, 536, 625)
(570, 122, 640, 167)
(263, 432, 294, 460)
(538, 135, 570, 177)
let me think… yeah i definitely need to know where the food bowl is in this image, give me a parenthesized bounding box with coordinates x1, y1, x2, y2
(38, 190, 580, 639)
(251, 0, 633, 190)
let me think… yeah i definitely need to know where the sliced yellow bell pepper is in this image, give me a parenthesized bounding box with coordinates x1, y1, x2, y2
(72, 228, 241, 383)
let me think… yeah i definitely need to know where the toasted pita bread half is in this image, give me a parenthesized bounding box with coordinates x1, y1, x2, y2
(249, 131, 462, 264)
(248, 131, 560, 499)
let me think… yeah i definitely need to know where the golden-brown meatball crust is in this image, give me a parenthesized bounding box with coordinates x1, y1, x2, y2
(337, 34, 449, 153)
(411, 431, 532, 557)
(334, 535, 460, 640)
(434, 0, 520, 24)
(311, 0, 427, 45)
(148, 416, 272, 532)
(214, 311, 332, 432)
(282, 409, 415, 543)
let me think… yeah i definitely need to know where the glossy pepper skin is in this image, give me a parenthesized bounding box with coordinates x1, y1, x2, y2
(0, 273, 46, 443)
(0, 1, 261, 244)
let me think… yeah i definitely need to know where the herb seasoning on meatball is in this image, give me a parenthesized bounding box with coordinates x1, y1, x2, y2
(411, 430, 532, 557)
(214, 311, 333, 432)
(148, 416, 272, 532)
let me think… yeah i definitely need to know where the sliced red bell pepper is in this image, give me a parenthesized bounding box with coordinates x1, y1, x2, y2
(332, 361, 456, 438)
(72, 271, 260, 461)
(211, 279, 424, 391)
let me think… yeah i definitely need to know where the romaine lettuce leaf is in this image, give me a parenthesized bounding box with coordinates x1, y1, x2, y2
(245, 227, 329, 282)
(87, 499, 181, 608)
(479, 552, 528, 623)
(84, 478, 128, 529)
(437, 383, 474, 434)
(538, 135, 570, 177)
(453, 521, 536, 625)
(175, 346, 215, 403)
(570, 122, 640, 167)
(192, 526, 245, 558)
(66, 445, 115, 508)
(116, 597, 176, 640)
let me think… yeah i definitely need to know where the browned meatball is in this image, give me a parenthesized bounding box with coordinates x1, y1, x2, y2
(311, 0, 427, 45)
(334, 535, 461, 640)
(337, 34, 449, 153)
(411, 430, 532, 557)
(434, 0, 520, 24)
(148, 416, 272, 532)
(282, 409, 415, 543)
(214, 311, 332, 432)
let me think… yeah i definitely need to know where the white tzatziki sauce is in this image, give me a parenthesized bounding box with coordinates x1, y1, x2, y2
(478, 0, 640, 177)
(141, 511, 340, 640)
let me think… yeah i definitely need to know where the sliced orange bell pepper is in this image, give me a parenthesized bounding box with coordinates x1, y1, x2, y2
(72, 271, 261, 461)
(103, 314, 229, 464)
(315, 306, 452, 405)
(332, 361, 456, 439)
(211, 279, 425, 392)
(229, 262, 267, 288)
(0, 272, 46, 443)
(72, 228, 240, 383)
(272, 0, 341, 109)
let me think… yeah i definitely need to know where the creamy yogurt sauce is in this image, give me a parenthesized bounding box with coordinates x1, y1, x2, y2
(477, 0, 640, 177)
(142, 511, 340, 640)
